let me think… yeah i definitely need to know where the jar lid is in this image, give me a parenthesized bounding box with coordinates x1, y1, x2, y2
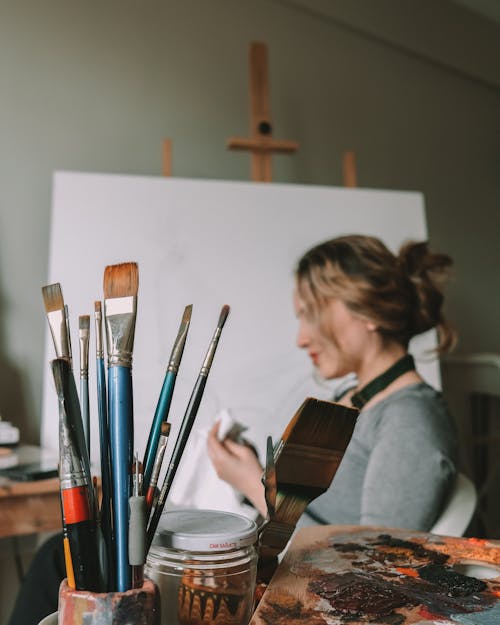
(152, 509, 258, 552)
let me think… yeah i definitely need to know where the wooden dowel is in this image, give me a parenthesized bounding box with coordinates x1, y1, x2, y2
(162, 139, 172, 177)
(227, 41, 298, 182)
(342, 150, 357, 187)
(250, 42, 272, 138)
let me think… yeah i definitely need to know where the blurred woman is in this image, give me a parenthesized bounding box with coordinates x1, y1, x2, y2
(208, 234, 458, 530)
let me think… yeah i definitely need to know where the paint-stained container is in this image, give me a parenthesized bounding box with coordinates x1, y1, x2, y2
(145, 509, 258, 625)
(58, 578, 160, 624)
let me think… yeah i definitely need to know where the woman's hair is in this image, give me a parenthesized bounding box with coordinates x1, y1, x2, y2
(295, 234, 456, 353)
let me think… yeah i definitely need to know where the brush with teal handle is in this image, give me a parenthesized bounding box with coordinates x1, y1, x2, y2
(142, 305, 192, 492)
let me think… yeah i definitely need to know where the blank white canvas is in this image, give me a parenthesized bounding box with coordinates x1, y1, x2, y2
(41, 172, 437, 513)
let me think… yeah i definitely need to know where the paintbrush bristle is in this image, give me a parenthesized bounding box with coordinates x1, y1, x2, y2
(103, 262, 139, 299)
(183, 304, 193, 323)
(94, 300, 101, 313)
(79, 315, 90, 330)
(283, 398, 358, 450)
(161, 422, 171, 436)
(218, 304, 230, 329)
(42, 283, 64, 313)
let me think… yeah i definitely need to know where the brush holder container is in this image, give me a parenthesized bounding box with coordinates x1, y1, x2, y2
(145, 509, 258, 625)
(58, 577, 160, 624)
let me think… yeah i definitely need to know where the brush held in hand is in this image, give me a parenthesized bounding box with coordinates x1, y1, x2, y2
(146, 305, 230, 549)
(104, 261, 139, 592)
(257, 397, 358, 582)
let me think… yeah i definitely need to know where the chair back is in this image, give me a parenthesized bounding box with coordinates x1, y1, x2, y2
(431, 472, 477, 537)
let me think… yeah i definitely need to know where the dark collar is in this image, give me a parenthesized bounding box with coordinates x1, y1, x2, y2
(350, 354, 416, 409)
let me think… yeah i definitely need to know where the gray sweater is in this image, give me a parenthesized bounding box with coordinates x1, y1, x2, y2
(305, 383, 458, 531)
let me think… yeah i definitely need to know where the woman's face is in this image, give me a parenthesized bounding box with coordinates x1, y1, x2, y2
(294, 290, 374, 379)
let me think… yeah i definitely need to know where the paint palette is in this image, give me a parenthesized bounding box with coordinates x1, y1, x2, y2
(250, 526, 500, 625)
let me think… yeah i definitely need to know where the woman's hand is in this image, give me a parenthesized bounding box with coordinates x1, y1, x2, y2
(207, 422, 267, 516)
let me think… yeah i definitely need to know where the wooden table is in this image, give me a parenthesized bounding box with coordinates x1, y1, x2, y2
(251, 525, 500, 625)
(0, 445, 60, 538)
(0, 476, 61, 538)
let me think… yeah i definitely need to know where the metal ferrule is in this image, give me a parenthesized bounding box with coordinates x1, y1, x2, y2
(58, 403, 88, 490)
(79, 328, 89, 378)
(94, 308, 104, 359)
(64, 305, 73, 364)
(47, 309, 71, 360)
(167, 320, 190, 373)
(149, 434, 169, 489)
(104, 296, 137, 368)
(200, 327, 222, 376)
(259, 518, 296, 551)
(273, 438, 284, 461)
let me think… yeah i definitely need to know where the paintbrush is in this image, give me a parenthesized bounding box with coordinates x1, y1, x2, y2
(78, 315, 90, 455)
(263, 435, 277, 521)
(94, 300, 113, 588)
(104, 261, 139, 592)
(146, 305, 230, 549)
(42, 283, 72, 362)
(257, 397, 358, 583)
(142, 304, 192, 492)
(52, 358, 101, 591)
(65, 304, 73, 364)
(129, 453, 146, 589)
(145, 421, 171, 514)
(58, 494, 76, 590)
(62, 531, 76, 590)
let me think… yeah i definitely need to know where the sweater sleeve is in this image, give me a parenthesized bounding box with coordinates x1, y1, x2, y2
(359, 392, 457, 531)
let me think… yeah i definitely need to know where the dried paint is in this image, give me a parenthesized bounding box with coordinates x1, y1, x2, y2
(370, 534, 449, 566)
(305, 564, 496, 623)
(309, 571, 409, 618)
(418, 564, 487, 596)
(304, 535, 498, 623)
(254, 530, 500, 625)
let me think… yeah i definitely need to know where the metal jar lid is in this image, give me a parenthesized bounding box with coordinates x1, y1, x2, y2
(152, 509, 257, 552)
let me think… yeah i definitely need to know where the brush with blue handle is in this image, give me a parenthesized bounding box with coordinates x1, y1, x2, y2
(104, 262, 139, 591)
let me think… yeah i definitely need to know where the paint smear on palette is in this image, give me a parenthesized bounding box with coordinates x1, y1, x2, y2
(257, 532, 500, 625)
(307, 535, 497, 623)
(308, 567, 492, 622)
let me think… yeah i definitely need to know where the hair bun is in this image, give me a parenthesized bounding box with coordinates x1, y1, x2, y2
(398, 241, 455, 352)
(399, 241, 452, 285)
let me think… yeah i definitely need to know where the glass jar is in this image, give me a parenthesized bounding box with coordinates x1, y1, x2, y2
(145, 509, 258, 625)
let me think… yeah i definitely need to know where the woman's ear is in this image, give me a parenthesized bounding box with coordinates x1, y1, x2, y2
(366, 320, 378, 332)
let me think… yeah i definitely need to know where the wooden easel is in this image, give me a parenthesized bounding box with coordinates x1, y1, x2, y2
(342, 150, 357, 187)
(165, 45, 357, 187)
(227, 42, 299, 182)
(162, 139, 172, 176)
